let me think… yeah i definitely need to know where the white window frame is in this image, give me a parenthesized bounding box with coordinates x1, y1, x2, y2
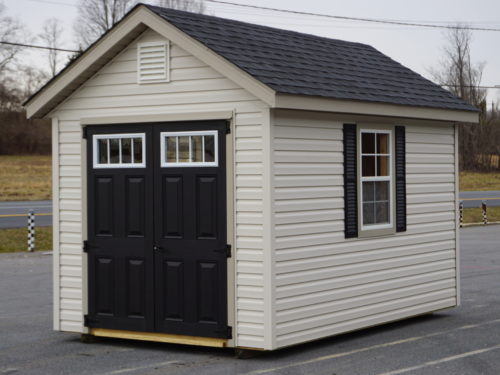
(137, 41, 170, 84)
(160, 130, 218, 168)
(359, 129, 393, 231)
(93, 133, 146, 169)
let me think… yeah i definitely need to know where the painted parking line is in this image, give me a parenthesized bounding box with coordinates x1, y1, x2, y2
(375, 344, 500, 375)
(245, 318, 500, 375)
(0, 213, 52, 218)
(102, 360, 179, 375)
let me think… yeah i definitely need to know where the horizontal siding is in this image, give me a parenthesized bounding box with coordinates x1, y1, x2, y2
(53, 29, 268, 348)
(272, 110, 457, 348)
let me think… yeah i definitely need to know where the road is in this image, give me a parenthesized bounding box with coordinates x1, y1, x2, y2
(0, 200, 52, 229)
(0, 191, 499, 229)
(1, 225, 499, 375)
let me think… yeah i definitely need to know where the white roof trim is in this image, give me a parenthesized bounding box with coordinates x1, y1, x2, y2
(275, 94, 479, 123)
(25, 5, 275, 119)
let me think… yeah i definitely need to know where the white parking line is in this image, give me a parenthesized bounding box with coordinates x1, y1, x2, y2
(375, 344, 500, 375)
(245, 318, 500, 375)
(102, 360, 178, 375)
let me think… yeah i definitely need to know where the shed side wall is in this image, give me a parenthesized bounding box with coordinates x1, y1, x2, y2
(272, 109, 457, 349)
(52, 29, 270, 349)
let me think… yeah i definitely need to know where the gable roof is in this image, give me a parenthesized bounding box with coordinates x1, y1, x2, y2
(146, 4, 477, 113)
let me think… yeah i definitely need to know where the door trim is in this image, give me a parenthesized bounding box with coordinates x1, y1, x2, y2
(80, 116, 235, 346)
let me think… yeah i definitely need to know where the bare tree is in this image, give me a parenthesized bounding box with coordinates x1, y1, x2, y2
(0, 2, 27, 78)
(156, 0, 206, 13)
(73, 0, 137, 49)
(39, 18, 63, 77)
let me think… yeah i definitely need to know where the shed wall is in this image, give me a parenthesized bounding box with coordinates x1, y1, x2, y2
(51, 29, 271, 349)
(272, 109, 458, 349)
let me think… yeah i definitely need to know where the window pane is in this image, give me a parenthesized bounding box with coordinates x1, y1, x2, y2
(362, 181, 375, 202)
(362, 133, 375, 154)
(133, 138, 143, 164)
(376, 201, 390, 224)
(109, 139, 120, 164)
(362, 156, 375, 177)
(377, 133, 389, 154)
(377, 156, 389, 176)
(121, 138, 132, 164)
(98, 139, 108, 164)
(363, 202, 375, 225)
(204, 135, 215, 162)
(178, 136, 189, 162)
(191, 136, 203, 162)
(375, 181, 390, 201)
(166, 137, 176, 163)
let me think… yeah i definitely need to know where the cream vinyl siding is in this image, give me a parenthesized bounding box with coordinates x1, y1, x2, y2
(52, 29, 269, 348)
(272, 110, 457, 349)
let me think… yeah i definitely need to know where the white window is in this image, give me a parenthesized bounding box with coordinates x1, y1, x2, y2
(360, 129, 392, 230)
(160, 131, 218, 167)
(93, 134, 146, 168)
(137, 41, 170, 84)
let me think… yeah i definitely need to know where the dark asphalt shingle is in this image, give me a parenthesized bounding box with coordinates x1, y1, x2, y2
(147, 4, 477, 112)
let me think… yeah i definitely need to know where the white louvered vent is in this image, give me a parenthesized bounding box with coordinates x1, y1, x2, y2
(137, 41, 170, 84)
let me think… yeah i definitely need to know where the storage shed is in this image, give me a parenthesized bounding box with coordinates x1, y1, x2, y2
(25, 4, 479, 351)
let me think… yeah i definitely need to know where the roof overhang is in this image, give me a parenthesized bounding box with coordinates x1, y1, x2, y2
(274, 94, 479, 123)
(25, 5, 276, 119)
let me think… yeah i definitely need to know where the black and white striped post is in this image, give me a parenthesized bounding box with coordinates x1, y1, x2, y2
(481, 200, 488, 225)
(27, 209, 35, 252)
(459, 200, 464, 228)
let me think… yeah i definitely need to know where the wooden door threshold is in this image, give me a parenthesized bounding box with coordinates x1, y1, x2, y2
(90, 328, 228, 348)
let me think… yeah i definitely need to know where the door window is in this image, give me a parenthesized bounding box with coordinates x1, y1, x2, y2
(93, 133, 146, 168)
(160, 131, 218, 167)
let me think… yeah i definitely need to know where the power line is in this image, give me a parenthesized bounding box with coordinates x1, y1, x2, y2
(205, 0, 500, 32)
(0, 41, 79, 53)
(25, 0, 76, 7)
(441, 84, 500, 89)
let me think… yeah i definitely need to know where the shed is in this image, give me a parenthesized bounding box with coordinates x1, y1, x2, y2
(25, 4, 478, 351)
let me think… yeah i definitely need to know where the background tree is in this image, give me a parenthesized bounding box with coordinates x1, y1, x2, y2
(156, 0, 206, 13)
(431, 25, 500, 171)
(0, 1, 27, 79)
(39, 18, 63, 78)
(73, 0, 137, 49)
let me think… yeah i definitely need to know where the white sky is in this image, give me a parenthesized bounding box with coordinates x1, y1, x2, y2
(5, 0, 500, 103)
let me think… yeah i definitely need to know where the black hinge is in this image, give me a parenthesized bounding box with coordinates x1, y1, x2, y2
(84, 314, 98, 327)
(82, 126, 88, 139)
(214, 244, 231, 258)
(225, 121, 231, 134)
(83, 240, 89, 253)
(215, 325, 232, 339)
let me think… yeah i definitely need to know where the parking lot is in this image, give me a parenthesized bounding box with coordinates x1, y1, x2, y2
(1, 225, 499, 375)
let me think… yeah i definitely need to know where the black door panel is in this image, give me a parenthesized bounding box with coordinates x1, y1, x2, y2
(86, 121, 228, 338)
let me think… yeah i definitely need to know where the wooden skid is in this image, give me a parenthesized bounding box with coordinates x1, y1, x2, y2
(90, 328, 228, 348)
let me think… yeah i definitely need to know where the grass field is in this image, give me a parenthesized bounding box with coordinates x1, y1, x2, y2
(460, 172, 500, 191)
(0, 155, 52, 201)
(463, 206, 500, 224)
(0, 226, 52, 253)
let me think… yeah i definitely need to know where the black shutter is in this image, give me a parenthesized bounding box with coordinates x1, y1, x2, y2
(343, 124, 358, 238)
(395, 126, 407, 232)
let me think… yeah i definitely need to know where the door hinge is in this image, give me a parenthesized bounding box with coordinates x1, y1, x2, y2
(225, 121, 231, 134)
(83, 240, 89, 253)
(84, 314, 98, 327)
(214, 244, 231, 258)
(215, 325, 232, 339)
(82, 126, 88, 139)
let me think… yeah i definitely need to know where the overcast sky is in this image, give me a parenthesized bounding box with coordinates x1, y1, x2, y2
(5, 0, 500, 103)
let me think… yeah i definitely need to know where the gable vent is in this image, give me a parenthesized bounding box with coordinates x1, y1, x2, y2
(137, 41, 169, 84)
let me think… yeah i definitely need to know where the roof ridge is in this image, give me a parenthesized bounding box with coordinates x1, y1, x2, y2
(143, 3, 372, 49)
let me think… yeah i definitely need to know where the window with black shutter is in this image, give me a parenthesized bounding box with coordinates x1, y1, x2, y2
(343, 124, 406, 238)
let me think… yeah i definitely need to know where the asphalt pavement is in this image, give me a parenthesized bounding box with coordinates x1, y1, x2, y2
(0, 200, 52, 229)
(1, 225, 499, 375)
(0, 191, 499, 229)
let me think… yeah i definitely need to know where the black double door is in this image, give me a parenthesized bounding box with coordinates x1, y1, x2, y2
(85, 121, 229, 338)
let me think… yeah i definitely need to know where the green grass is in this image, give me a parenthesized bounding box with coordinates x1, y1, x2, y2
(463, 207, 500, 224)
(0, 155, 51, 201)
(0, 226, 52, 253)
(460, 172, 500, 192)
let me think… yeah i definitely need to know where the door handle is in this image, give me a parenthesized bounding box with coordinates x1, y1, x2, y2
(153, 245, 164, 252)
